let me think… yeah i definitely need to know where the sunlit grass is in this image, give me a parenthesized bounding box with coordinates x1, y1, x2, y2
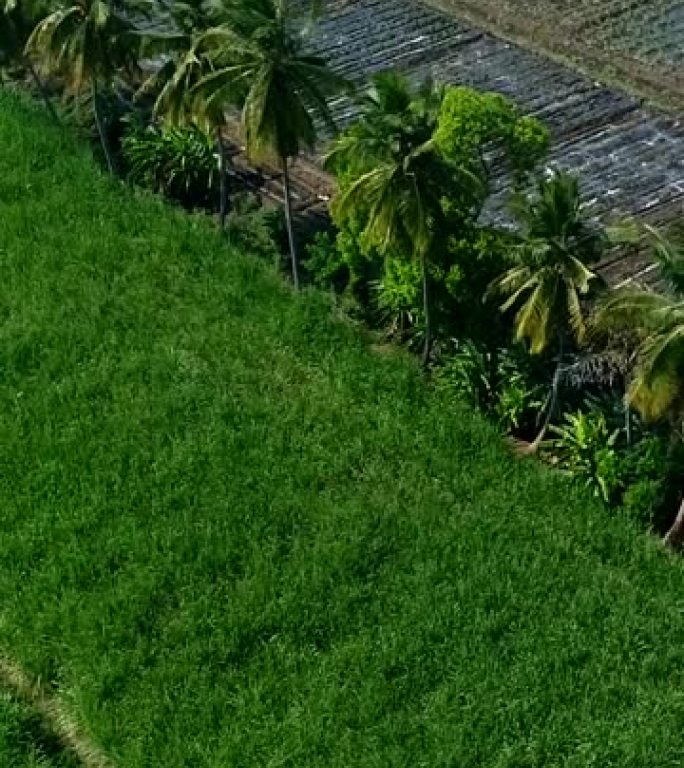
(2, 91, 684, 767)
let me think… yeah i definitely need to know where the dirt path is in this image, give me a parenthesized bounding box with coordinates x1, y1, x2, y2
(0, 656, 114, 768)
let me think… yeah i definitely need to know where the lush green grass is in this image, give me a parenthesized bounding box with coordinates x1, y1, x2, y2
(2, 91, 684, 767)
(0, 694, 78, 768)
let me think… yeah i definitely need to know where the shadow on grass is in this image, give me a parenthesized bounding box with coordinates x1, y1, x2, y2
(0, 692, 81, 767)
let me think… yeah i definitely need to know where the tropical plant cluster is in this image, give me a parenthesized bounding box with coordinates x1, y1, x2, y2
(1, 0, 682, 546)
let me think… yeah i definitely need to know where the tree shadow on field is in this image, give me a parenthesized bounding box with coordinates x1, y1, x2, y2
(0, 694, 80, 767)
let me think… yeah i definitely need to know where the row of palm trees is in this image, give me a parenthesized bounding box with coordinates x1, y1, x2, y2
(3, 0, 344, 287)
(3, 0, 683, 545)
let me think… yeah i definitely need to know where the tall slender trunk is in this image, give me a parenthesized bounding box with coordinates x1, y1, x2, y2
(624, 400, 632, 446)
(216, 127, 229, 230)
(25, 58, 59, 124)
(664, 497, 684, 550)
(281, 155, 299, 290)
(420, 250, 431, 369)
(91, 79, 114, 174)
(528, 332, 564, 453)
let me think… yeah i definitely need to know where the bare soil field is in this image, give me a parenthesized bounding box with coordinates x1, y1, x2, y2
(424, 0, 684, 110)
(307, 0, 683, 286)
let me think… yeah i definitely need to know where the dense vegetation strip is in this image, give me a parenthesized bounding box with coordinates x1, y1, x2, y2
(3, 0, 683, 534)
(2, 91, 684, 767)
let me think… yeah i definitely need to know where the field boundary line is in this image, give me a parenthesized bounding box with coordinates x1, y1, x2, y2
(0, 654, 115, 768)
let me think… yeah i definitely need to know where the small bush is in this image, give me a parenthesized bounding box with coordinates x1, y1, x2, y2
(121, 122, 219, 209)
(438, 341, 544, 434)
(436, 340, 496, 409)
(622, 479, 665, 528)
(373, 257, 423, 342)
(304, 231, 349, 289)
(549, 410, 622, 504)
(225, 193, 285, 262)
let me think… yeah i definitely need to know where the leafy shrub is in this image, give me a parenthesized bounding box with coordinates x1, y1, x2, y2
(304, 231, 349, 289)
(494, 375, 543, 434)
(622, 479, 665, 528)
(622, 435, 669, 483)
(436, 340, 496, 409)
(620, 435, 672, 526)
(438, 341, 543, 432)
(549, 410, 622, 503)
(373, 257, 423, 342)
(225, 193, 285, 262)
(122, 123, 219, 208)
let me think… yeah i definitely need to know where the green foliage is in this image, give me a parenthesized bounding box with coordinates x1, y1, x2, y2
(436, 340, 497, 408)
(122, 122, 219, 208)
(434, 86, 549, 188)
(489, 171, 603, 355)
(224, 191, 284, 261)
(549, 410, 622, 503)
(326, 71, 443, 185)
(547, 399, 678, 519)
(195, 0, 345, 163)
(649, 224, 684, 295)
(593, 228, 684, 423)
(493, 355, 544, 433)
(373, 255, 423, 340)
(622, 479, 665, 527)
(437, 341, 543, 432)
(442, 226, 512, 344)
(304, 230, 348, 289)
(190, 0, 346, 284)
(327, 76, 547, 357)
(304, 222, 386, 313)
(26, 0, 141, 91)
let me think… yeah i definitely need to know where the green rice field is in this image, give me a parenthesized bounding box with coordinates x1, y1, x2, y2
(2, 91, 684, 766)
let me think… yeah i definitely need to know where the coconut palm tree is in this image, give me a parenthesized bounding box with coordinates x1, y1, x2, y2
(594, 228, 684, 547)
(0, 0, 58, 120)
(26, 0, 142, 172)
(193, 0, 346, 288)
(138, 2, 232, 226)
(326, 73, 466, 367)
(488, 172, 606, 450)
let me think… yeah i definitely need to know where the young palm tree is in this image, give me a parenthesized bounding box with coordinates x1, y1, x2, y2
(26, 0, 142, 172)
(1, 0, 58, 120)
(138, 3, 232, 227)
(163, 50, 231, 228)
(594, 229, 684, 547)
(488, 172, 605, 450)
(194, 0, 345, 288)
(327, 73, 466, 367)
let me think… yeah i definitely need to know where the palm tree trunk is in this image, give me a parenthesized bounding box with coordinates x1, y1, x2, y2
(91, 79, 114, 174)
(216, 127, 229, 230)
(420, 251, 431, 369)
(281, 155, 300, 290)
(528, 332, 564, 453)
(25, 57, 59, 124)
(664, 497, 684, 550)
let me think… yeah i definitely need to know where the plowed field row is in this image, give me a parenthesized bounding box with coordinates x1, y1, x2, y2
(295, 0, 683, 286)
(424, 0, 683, 108)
